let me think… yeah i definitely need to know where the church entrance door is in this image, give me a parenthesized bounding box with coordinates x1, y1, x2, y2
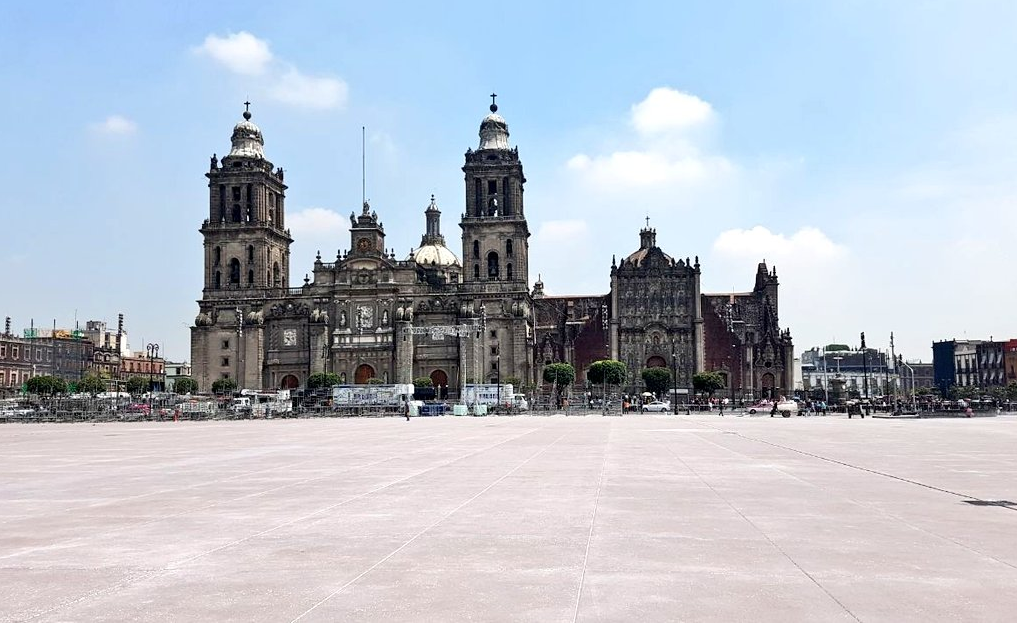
(646, 356, 667, 369)
(430, 369, 448, 398)
(355, 364, 376, 384)
(280, 374, 299, 390)
(761, 372, 775, 398)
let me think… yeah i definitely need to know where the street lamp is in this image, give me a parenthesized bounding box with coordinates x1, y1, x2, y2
(671, 337, 679, 415)
(146, 342, 159, 415)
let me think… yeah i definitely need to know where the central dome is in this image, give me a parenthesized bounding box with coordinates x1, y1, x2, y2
(410, 244, 462, 267)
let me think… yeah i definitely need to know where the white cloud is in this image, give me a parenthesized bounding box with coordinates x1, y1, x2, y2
(631, 87, 714, 135)
(534, 219, 590, 241)
(90, 115, 137, 135)
(567, 149, 733, 187)
(195, 32, 348, 111)
(288, 207, 347, 240)
(712, 226, 847, 262)
(195, 31, 273, 76)
(565, 87, 732, 192)
(271, 68, 348, 110)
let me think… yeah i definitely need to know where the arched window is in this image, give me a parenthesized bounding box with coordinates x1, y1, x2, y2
(506, 239, 513, 256)
(473, 240, 480, 259)
(214, 271, 221, 289)
(247, 245, 254, 262)
(273, 262, 281, 287)
(506, 263, 513, 280)
(231, 205, 242, 223)
(247, 269, 254, 285)
(473, 264, 480, 280)
(229, 258, 241, 285)
(487, 251, 500, 280)
(213, 247, 221, 266)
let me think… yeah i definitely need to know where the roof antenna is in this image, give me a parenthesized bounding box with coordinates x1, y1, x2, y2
(361, 126, 366, 208)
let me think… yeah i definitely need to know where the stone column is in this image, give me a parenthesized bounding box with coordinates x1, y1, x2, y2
(394, 319, 413, 384)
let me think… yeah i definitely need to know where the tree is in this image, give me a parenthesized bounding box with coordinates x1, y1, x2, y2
(366, 377, 384, 385)
(307, 372, 341, 390)
(587, 360, 627, 386)
(211, 378, 238, 395)
(173, 376, 199, 395)
(641, 367, 672, 396)
(693, 371, 726, 397)
(413, 376, 433, 387)
(125, 376, 148, 396)
(76, 374, 106, 395)
(1006, 381, 1017, 401)
(542, 363, 576, 407)
(26, 375, 67, 395)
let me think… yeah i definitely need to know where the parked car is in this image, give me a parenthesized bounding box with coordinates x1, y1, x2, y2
(641, 401, 671, 413)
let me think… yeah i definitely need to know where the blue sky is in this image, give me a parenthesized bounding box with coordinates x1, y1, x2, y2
(2, 0, 1016, 362)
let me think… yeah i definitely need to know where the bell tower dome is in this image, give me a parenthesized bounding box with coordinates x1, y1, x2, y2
(460, 95, 530, 286)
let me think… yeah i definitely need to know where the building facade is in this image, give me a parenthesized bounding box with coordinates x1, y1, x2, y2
(191, 102, 793, 395)
(191, 103, 535, 392)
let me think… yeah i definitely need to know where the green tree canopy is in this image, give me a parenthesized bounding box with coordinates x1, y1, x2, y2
(211, 378, 238, 395)
(641, 367, 672, 396)
(542, 363, 576, 388)
(125, 376, 149, 396)
(173, 377, 199, 395)
(413, 376, 434, 387)
(366, 377, 384, 385)
(1007, 381, 1017, 401)
(76, 374, 106, 395)
(26, 375, 67, 395)
(307, 372, 342, 389)
(693, 371, 726, 396)
(587, 360, 627, 386)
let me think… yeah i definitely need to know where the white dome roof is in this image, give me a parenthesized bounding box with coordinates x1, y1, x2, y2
(478, 109, 510, 150)
(410, 243, 461, 268)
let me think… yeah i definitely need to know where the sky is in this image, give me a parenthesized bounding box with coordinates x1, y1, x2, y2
(2, 0, 1016, 363)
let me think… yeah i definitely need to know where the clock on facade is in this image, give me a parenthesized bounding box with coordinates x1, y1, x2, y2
(356, 237, 372, 252)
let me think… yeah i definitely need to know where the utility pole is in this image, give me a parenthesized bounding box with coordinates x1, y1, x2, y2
(890, 332, 898, 408)
(861, 332, 869, 416)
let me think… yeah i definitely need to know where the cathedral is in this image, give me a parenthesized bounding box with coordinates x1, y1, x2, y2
(191, 100, 793, 399)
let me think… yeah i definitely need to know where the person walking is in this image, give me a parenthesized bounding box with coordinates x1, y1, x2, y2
(770, 402, 778, 417)
(403, 399, 410, 421)
(718, 402, 724, 416)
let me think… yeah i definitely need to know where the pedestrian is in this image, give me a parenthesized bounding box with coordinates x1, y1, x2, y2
(403, 399, 410, 421)
(770, 402, 778, 417)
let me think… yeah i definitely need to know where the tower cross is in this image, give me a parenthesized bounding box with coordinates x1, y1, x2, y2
(645, 215, 650, 228)
(244, 100, 251, 113)
(490, 93, 497, 107)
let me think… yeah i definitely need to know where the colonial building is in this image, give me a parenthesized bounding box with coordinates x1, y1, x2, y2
(535, 228, 793, 399)
(191, 101, 535, 392)
(191, 101, 793, 396)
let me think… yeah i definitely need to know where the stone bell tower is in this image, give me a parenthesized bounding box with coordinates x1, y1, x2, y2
(192, 104, 292, 391)
(201, 103, 292, 294)
(460, 95, 530, 287)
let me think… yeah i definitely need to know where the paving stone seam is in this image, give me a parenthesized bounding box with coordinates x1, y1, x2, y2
(709, 426, 1017, 513)
(683, 425, 1017, 573)
(287, 428, 573, 622)
(572, 419, 611, 623)
(658, 432, 863, 622)
(15, 422, 552, 621)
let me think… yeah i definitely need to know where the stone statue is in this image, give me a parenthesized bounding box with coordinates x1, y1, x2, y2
(210, 153, 218, 169)
(339, 310, 347, 328)
(382, 309, 389, 326)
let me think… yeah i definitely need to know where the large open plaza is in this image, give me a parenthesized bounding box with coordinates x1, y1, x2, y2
(2, 413, 1017, 622)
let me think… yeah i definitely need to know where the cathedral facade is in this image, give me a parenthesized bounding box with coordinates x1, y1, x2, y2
(191, 101, 792, 398)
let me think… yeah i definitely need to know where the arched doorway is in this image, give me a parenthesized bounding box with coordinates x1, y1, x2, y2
(430, 369, 448, 398)
(280, 374, 299, 390)
(646, 356, 667, 369)
(355, 364, 375, 384)
(761, 372, 775, 398)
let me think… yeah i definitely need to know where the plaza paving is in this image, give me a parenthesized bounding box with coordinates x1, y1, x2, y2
(2, 413, 1017, 622)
